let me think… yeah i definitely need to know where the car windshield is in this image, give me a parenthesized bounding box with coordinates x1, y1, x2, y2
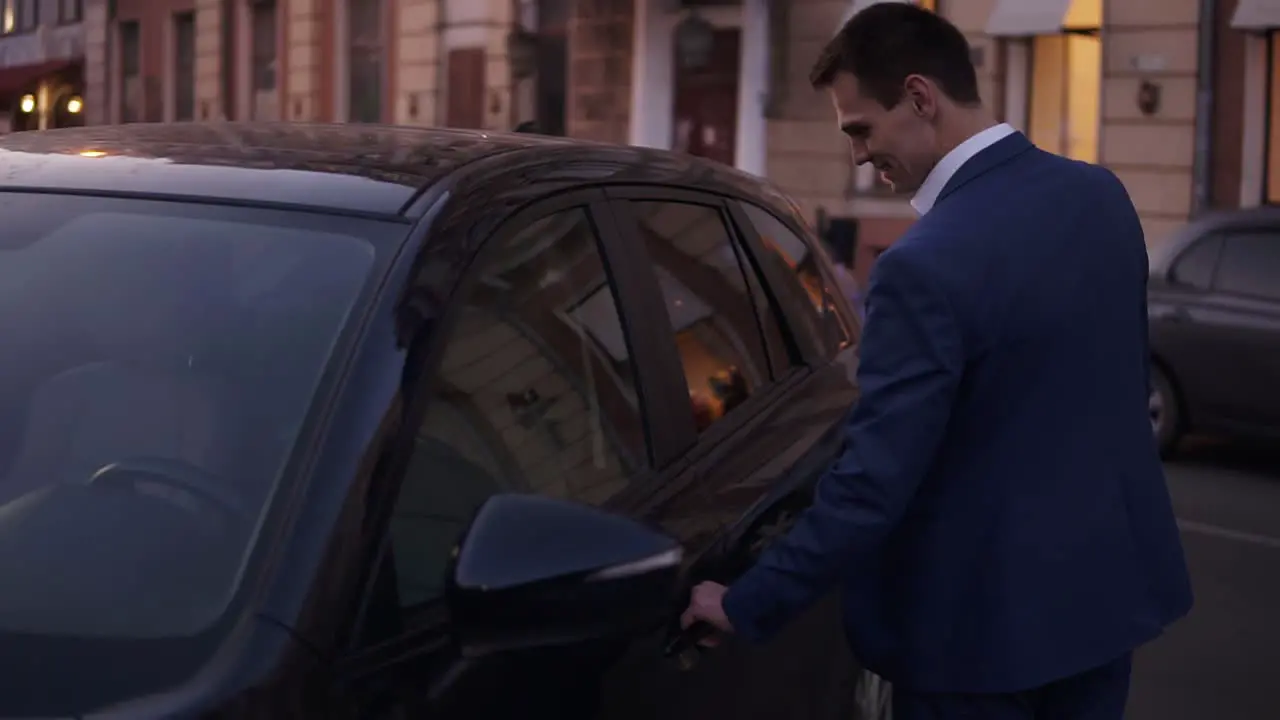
(0, 191, 394, 713)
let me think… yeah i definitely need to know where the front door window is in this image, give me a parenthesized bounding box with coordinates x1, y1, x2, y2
(382, 207, 650, 616)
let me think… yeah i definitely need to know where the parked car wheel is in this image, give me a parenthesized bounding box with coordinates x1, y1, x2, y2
(1150, 363, 1181, 456)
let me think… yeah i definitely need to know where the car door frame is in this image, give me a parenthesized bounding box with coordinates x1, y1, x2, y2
(327, 180, 845, 709)
(1199, 227, 1280, 428)
(326, 185, 698, 701)
(1150, 232, 1226, 426)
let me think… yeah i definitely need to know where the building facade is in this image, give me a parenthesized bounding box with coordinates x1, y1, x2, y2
(1224, 0, 1280, 212)
(73, 0, 1280, 272)
(572, 0, 1222, 281)
(82, 0, 586, 130)
(0, 0, 86, 132)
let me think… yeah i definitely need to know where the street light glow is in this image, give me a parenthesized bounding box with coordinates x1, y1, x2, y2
(66, 96, 83, 114)
(19, 94, 34, 113)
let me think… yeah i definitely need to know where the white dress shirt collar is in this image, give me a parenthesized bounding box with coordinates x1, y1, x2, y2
(910, 123, 1016, 216)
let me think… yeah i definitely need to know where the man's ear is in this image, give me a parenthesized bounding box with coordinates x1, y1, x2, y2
(902, 74, 935, 117)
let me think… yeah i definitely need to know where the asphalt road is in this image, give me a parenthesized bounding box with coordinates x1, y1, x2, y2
(1127, 438, 1280, 720)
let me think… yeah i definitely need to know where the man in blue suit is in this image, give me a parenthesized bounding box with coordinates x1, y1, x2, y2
(680, 5, 1192, 718)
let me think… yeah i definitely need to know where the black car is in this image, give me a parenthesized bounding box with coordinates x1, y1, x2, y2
(0, 124, 873, 718)
(1148, 206, 1280, 455)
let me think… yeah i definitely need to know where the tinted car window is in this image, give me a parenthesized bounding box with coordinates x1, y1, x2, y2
(387, 208, 648, 608)
(738, 202, 854, 355)
(1168, 235, 1222, 290)
(629, 201, 778, 432)
(1215, 232, 1280, 300)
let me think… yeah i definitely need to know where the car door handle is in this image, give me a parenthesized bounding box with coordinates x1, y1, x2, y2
(664, 621, 720, 671)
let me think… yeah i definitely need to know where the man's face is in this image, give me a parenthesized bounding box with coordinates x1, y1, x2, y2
(829, 71, 939, 195)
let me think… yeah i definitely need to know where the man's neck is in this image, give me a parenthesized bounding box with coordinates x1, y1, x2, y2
(934, 107, 999, 161)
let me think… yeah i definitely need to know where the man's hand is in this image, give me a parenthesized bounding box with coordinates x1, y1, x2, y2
(680, 581, 734, 647)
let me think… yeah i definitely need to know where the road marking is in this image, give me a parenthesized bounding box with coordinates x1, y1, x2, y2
(1177, 519, 1280, 549)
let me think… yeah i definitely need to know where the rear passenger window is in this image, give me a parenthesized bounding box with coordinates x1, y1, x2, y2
(1214, 232, 1280, 300)
(629, 201, 784, 432)
(739, 202, 854, 355)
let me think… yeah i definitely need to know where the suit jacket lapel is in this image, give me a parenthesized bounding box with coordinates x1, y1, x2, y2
(935, 132, 1035, 208)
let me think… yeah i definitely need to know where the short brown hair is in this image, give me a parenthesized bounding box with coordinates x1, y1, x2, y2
(809, 3, 980, 109)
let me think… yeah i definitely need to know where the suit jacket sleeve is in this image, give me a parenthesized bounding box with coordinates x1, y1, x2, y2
(722, 247, 966, 643)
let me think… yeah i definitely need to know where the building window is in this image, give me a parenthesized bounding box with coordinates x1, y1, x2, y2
(1266, 32, 1280, 203)
(120, 21, 142, 123)
(58, 0, 82, 24)
(173, 13, 196, 121)
(347, 0, 384, 123)
(1027, 34, 1101, 162)
(535, 0, 568, 136)
(251, 0, 278, 119)
(1025, 0, 1101, 162)
(14, 0, 36, 31)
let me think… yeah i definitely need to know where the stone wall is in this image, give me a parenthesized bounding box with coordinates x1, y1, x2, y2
(195, 0, 223, 119)
(1102, 0, 1201, 247)
(285, 0, 328, 121)
(394, 0, 440, 125)
(84, 1, 108, 126)
(567, 0, 633, 142)
(764, 0, 853, 222)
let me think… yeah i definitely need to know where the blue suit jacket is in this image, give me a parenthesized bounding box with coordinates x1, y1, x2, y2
(723, 132, 1193, 694)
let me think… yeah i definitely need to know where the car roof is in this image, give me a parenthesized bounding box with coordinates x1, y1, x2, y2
(0, 123, 791, 220)
(0, 123, 577, 216)
(1153, 205, 1280, 270)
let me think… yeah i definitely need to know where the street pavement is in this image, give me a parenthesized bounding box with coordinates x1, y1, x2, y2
(1128, 438, 1280, 720)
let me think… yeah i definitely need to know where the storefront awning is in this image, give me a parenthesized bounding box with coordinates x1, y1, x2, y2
(0, 59, 77, 98)
(1232, 0, 1280, 30)
(985, 0, 1098, 37)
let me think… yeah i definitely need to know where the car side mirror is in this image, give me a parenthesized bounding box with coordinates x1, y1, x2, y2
(446, 494, 684, 657)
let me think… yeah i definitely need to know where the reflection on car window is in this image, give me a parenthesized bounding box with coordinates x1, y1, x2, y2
(1215, 232, 1280, 300)
(740, 202, 853, 355)
(1168, 235, 1221, 291)
(388, 207, 647, 607)
(630, 201, 776, 432)
(0, 193, 379, 640)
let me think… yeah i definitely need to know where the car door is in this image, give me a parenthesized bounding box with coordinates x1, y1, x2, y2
(1196, 230, 1280, 429)
(327, 188, 686, 720)
(588, 187, 863, 720)
(1148, 233, 1227, 425)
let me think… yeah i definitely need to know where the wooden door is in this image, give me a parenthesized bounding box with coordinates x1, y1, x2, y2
(673, 28, 739, 168)
(447, 47, 486, 129)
